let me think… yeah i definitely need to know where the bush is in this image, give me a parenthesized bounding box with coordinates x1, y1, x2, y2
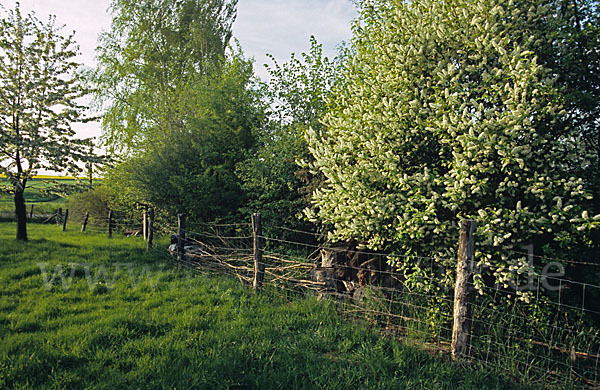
(67, 187, 112, 226)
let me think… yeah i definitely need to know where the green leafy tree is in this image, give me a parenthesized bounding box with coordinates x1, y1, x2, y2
(92, 0, 238, 151)
(0, 4, 98, 240)
(93, 0, 263, 223)
(306, 0, 599, 290)
(105, 53, 262, 222)
(264, 36, 341, 131)
(238, 37, 342, 235)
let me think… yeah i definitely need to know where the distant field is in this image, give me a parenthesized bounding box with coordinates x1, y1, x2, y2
(0, 175, 77, 180)
(0, 223, 519, 389)
(0, 178, 78, 217)
(1, 178, 76, 202)
(30, 175, 76, 180)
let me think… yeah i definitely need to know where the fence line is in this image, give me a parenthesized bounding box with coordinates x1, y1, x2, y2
(181, 213, 600, 388)
(24, 208, 600, 389)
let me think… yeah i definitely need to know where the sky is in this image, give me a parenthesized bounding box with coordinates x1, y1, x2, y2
(2, 0, 356, 148)
(235, 0, 356, 79)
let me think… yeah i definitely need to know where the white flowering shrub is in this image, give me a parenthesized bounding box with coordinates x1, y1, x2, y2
(305, 0, 599, 291)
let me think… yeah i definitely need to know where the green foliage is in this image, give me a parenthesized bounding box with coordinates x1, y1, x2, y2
(306, 0, 599, 290)
(0, 223, 519, 389)
(264, 36, 342, 130)
(103, 52, 263, 222)
(67, 187, 113, 226)
(93, 0, 238, 151)
(237, 124, 307, 230)
(238, 37, 342, 236)
(95, 0, 264, 224)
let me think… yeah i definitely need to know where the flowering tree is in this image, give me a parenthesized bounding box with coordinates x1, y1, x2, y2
(306, 0, 599, 290)
(0, 4, 97, 240)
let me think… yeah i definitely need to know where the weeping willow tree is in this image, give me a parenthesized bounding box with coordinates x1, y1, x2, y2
(92, 0, 265, 222)
(92, 0, 239, 151)
(306, 0, 599, 291)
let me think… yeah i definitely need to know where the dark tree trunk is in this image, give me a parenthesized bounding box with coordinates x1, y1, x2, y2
(14, 189, 28, 241)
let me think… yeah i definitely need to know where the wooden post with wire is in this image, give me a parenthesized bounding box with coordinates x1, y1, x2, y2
(452, 219, 477, 360)
(108, 210, 113, 238)
(62, 209, 69, 232)
(57, 208, 63, 226)
(252, 213, 264, 291)
(29, 205, 34, 219)
(177, 213, 186, 263)
(147, 208, 154, 250)
(142, 210, 148, 240)
(81, 212, 89, 233)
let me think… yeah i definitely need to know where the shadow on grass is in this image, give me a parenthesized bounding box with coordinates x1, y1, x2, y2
(0, 223, 534, 389)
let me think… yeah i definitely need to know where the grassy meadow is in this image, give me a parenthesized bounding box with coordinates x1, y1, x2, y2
(0, 223, 523, 389)
(0, 177, 80, 220)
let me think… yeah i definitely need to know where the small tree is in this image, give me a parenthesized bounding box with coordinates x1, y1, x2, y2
(0, 4, 97, 240)
(238, 37, 342, 235)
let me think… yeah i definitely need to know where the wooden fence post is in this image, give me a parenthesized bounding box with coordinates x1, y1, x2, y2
(62, 209, 69, 232)
(452, 219, 477, 360)
(142, 210, 148, 241)
(252, 213, 264, 291)
(81, 212, 89, 233)
(57, 208, 63, 226)
(147, 208, 154, 250)
(29, 205, 34, 219)
(177, 213, 186, 263)
(108, 210, 113, 238)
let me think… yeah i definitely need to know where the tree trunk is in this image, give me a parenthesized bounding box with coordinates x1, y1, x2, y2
(14, 189, 28, 241)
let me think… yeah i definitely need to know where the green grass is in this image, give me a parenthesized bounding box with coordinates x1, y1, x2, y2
(0, 223, 521, 389)
(0, 178, 77, 222)
(0, 178, 76, 203)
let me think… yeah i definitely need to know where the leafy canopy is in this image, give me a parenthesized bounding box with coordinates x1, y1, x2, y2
(92, 0, 238, 151)
(306, 0, 599, 290)
(94, 0, 262, 222)
(106, 52, 263, 221)
(0, 4, 96, 184)
(238, 37, 342, 234)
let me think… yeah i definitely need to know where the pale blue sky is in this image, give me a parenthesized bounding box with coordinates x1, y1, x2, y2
(235, 0, 356, 78)
(3, 0, 357, 141)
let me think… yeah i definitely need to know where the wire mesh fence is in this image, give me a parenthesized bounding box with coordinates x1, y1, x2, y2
(24, 209, 600, 389)
(172, 216, 599, 389)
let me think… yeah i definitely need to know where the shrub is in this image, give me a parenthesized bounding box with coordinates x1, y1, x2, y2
(67, 187, 112, 226)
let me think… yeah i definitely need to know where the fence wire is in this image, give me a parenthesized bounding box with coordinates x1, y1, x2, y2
(33, 214, 600, 389)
